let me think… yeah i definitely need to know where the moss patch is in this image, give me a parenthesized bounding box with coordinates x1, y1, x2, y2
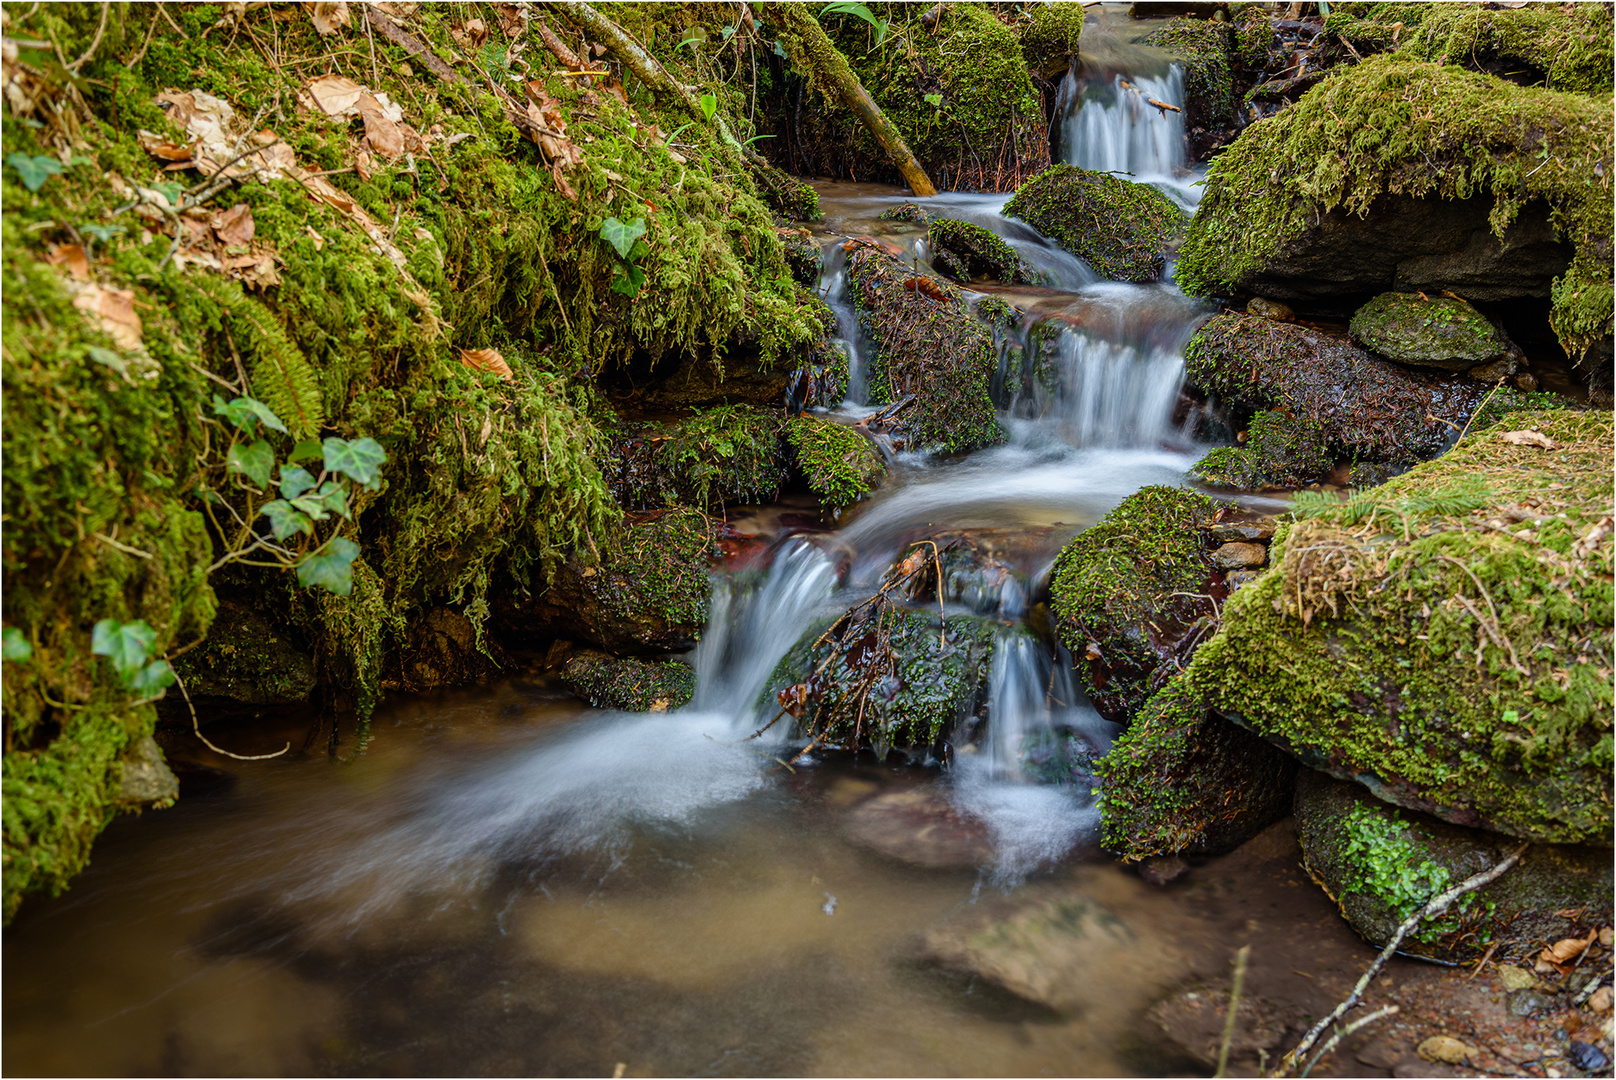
(785, 416, 885, 511)
(927, 218, 1039, 285)
(1004, 165, 1185, 283)
(1021, 2, 1087, 79)
(1190, 409, 1335, 490)
(609, 405, 789, 511)
(1349, 292, 1510, 371)
(1186, 409, 1615, 844)
(1175, 55, 1614, 358)
(561, 651, 695, 712)
(1138, 19, 1236, 129)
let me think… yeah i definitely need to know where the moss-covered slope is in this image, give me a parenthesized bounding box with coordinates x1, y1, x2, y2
(1186, 410, 1615, 845)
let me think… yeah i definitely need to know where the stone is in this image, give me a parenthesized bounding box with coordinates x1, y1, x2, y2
(1003, 165, 1186, 283)
(777, 227, 822, 287)
(1496, 965, 1540, 992)
(1589, 986, 1613, 1015)
(171, 598, 317, 706)
(927, 218, 1040, 285)
(878, 202, 930, 225)
(560, 651, 695, 713)
(392, 607, 502, 693)
(1210, 541, 1266, 569)
(1467, 355, 1518, 384)
(1225, 570, 1261, 591)
(115, 735, 179, 807)
(1568, 1041, 1610, 1072)
(1293, 771, 1615, 964)
(1509, 989, 1559, 1018)
(1136, 855, 1190, 886)
(844, 787, 994, 868)
(1515, 370, 1540, 392)
(1206, 520, 1277, 543)
(1417, 1036, 1476, 1064)
(1147, 986, 1290, 1070)
(1349, 292, 1511, 372)
(1246, 296, 1294, 321)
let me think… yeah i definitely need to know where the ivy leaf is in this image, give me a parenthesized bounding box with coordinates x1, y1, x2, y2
(317, 480, 350, 518)
(289, 493, 332, 521)
(279, 465, 318, 499)
(87, 345, 131, 377)
(227, 439, 275, 488)
(774, 39, 787, 58)
(924, 93, 943, 107)
(599, 215, 647, 260)
(699, 93, 718, 123)
(7, 153, 65, 192)
(129, 659, 176, 696)
(80, 223, 125, 244)
(92, 618, 156, 679)
(610, 262, 646, 297)
(296, 536, 361, 595)
(287, 438, 324, 464)
(212, 395, 288, 435)
(3, 628, 32, 663)
(259, 499, 315, 540)
(322, 436, 387, 486)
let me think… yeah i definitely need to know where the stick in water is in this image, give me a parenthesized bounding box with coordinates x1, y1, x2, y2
(1215, 945, 1251, 1078)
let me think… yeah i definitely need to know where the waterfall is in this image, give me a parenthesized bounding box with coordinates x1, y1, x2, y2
(816, 242, 868, 405)
(1060, 66, 1201, 209)
(1041, 323, 1187, 448)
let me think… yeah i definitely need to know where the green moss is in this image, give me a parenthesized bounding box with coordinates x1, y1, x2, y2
(561, 651, 695, 712)
(1021, 2, 1087, 78)
(1349, 292, 1509, 369)
(1186, 409, 1615, 844)
(1049, 486, 1218, 721)
(1004, 165, 1185, 282)
(1096, 675, 1296, 861)
(846, 246, 1005, 454)
(927, 219, 1039, 285)
(785, 416, 885, 511)
(1231, 5, 1276, 69)
(1176, 55, 1614, 358)
(879, 203, 930, 224)
(595, 509, 714, 633)
(748, 160, 822, 222)
(611, 405, 789, 511)
(1191, 409, 1335, 490)
(1139, 18, 1236, 127)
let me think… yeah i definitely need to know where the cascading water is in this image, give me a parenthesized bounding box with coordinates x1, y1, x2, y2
(1058, 64, 1202, 209)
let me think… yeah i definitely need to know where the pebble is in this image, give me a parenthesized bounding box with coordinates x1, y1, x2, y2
(1497, 964, 1540, 991)
(1246, 296, 1294, 322)
(1509, 989, 1559, 1018)
(1417, 1035, 1476, 1064)
(1206, 521, 1277, 543)
(1136, 855, 1190, 886)
(1226, 569, 1262, 592)
(1567, 1041, 1609, 1071)
(1211, 541, 1267, 570)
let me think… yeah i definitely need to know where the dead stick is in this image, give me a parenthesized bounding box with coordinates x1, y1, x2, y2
(1298, 1005, 1399, 1078)
(1214, 945, 1251, 1078)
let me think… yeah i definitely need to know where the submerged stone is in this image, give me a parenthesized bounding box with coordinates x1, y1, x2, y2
(1003, 165, 1186, 283)
(1349, 292, 1513, 372)
(1294, 770, 1614, 964)
(844, 786, 994, 868)
(560, 650, 695, 712)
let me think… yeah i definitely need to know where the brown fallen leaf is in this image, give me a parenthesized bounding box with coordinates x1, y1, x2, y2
(138, 131, 194, 163)
(648, 698, 670, 713)
(306, 0, 351, 36)
(306, 226, 326, 250)
(1602, 927, 1614, 947)
(72, 283, 144, 351)
(776, 682, 809, 718)
(495, 4, 525, 37)
(451, 18, 489, 48)
(362, 109, 404, 159)
(1543, 930, 1598, 965)
(459, 347, 513, 379)
(1572, 517, 1613, 560)
(303, 73, 364, 116)
(1590, 986, 1613, 1015)
(45, 242, 90, 280)
(227, 253, 282, 289)
(1501, 429, 1555, 449)
(212, 203, 255, 246)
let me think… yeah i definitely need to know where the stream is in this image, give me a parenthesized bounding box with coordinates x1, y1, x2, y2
(3, 28, 1329, 1079)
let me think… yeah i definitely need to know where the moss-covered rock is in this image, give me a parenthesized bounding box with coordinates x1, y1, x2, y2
(389, 607, 503, 694)
(1138, 19, 1236, 130)
(1295, 770, 1614, 964)
(785, 415, 885, 511)
(748, 160, 822, 222)
(1004, 166, 1185, 283)
(560, 650, 695, 712)
(171, 599, 316, 706)
(1230, 5, 1276, 69)
(1348, 292, 1513, 372)
(1097, 675, 1297, 861)
(1049, 486, 1220, 723)
(1021, 2, 1087, 79)
(879, 202, 930, 225)
(500, 509, 714, 654)
(1183, 312, 1491, 482)
(1189, 409, 1335, 491)
(1326, 3, 1614, 95)
(1186, 409, 1615, 845)
(845, 245, 1004, 454)
(609, 405, 789, 511)
(1175, 55, 1613, 363)
(765, 606, 999, 755)
(927, 219, 1039, 286)
(778, 227, 824, 288)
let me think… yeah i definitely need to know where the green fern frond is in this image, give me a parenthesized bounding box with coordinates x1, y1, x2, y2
(229, 296, 324, 439)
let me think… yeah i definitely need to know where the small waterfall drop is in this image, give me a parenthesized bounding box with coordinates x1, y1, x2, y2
(1060, 66, 1201, 209)
(817, 243, 868, 405)
(1041, 324, 1187, 448)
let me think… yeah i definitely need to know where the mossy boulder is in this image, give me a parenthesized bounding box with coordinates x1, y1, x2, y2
(608, 405, 789, 512)
(1295, 770, 1614, 964)
(748, 160, 821, 222)
(389, 607, 503, 694)
(778, 228, 824, 288)
(500, 509, 714, 655)
(170, 599, 316, 706)
(845, 245, 1004, 454)
(927, 219, 1039, 286)
(1348, 292, 1514, 372)
(765, 607, 999, 755)
(785, 415, 885, 512)
(1021, 2, 1087, 79)
(1183, 312, 1491, 485)
(1138, 19, 1236, 131)
(1175, 55, 1613, 365)
(879, 202, 930, 225)
(1186, 410, 1616, 845)
(1097, 675, 1297, 862)
(560, 650, 695, 712)
(1049, 487, 1220, 723)
(1004, 166, 1185, 283)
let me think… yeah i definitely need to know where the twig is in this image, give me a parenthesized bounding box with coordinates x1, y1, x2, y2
(1438, 554, 1529, 676)
(1466, 939, 1501, 980)
(68, 1, 110, 72)
(172, 667, 291, 760)
(1299, 1005, 1399, 1078)
(1215, 945, 1251, 1078)
(1454, 376, 1508, 445)
(1273, 843, 1529, 1077)
(92, 532, 153, 559)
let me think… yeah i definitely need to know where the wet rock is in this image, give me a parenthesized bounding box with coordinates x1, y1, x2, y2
(888, 528, 1066, 618)
(1206, 520, 1276, 543)
(171, 599, 317, 706)
(1003, 165, 1186, 283)
(1496, 965, 1541, 992)
(1049, 486, 1219, 723)
(1293, 771, 1615, 964)
(1184, 312, 1490, 487)
(1467, 355, 1519, 384)
(918, 889, 1159, 1014)
(1138, 18, 1237, 135)
(777, 227, 823, 287)
(1508, 989, 1559, 1018)
(1568, 1040, 1610, 1071)
(1246, 296, 1294, 322)
(1224, 569, 1260, 591)
(498, 509, 713, 654)
(560, 650, 694, 713)
(1098, 675, 1296, 860)
(1349, 292, 1514, 372)
(1210, 541, 1266, 569)
(1136, 855, 1190, 886)
(749, 162, 820, 221)
(392, 607, 502, 693)
(844, 787, 994, 868)
(1147, 986, 1291, 1071)
(1417, 1036, 1477, 1064)
(1020, 2, 1086, 79)
(115, 735, 179, 808)
(845, 244, 1005, 454)
(878, 202, 930, 225)
(784, 415, 885, 512)
(926, 219, 1039, 286)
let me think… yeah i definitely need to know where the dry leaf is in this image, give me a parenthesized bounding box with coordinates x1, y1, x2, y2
(211, 203, 255, 246)
(1590, 986, 1613, 1015)
(227, 253, 282, 289)
(1602, 927, 1614, 947)
(495, 4, 525, 37)
(306, 225, 326, 250)
(307, 0, 351, 36)
(304, 74, 364, 117)
(451, 18, 489, 48)
(1572, 518, 1613, 560)
(459, 347, 513, 379)
(353, 144, 374, 181)
(648, 698, 670, 713)
(137, 131, 194, 163)
(1501, 429, 1556, 449)
(362, 109, 404, 160)
(1543, 930, 1598, 965)
(45, 242, 90, 280)
(72, 283, 144, 351)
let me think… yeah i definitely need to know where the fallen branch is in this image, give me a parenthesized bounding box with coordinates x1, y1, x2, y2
(1272, 842, 1529, 1077)
(1299, 1005, 1398, 1078)
(1214, 945, 1251, 1078)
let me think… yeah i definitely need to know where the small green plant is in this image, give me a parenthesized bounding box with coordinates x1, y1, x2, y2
(820, 2, 889, 45)
(699, 93, 719, 123)
(599, 215, 649, 297)
(2, 628, 33, 663)
(91, 619, 175, 698)
(6, 153, 64, 192)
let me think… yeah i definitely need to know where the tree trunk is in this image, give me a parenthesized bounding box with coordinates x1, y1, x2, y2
(773, 4, 937, 197)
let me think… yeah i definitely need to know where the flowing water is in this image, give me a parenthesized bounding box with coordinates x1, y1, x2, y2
(2, 28, 1293, 1078)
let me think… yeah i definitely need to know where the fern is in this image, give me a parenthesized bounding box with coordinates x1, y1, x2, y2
(228, 296, 324, 439)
